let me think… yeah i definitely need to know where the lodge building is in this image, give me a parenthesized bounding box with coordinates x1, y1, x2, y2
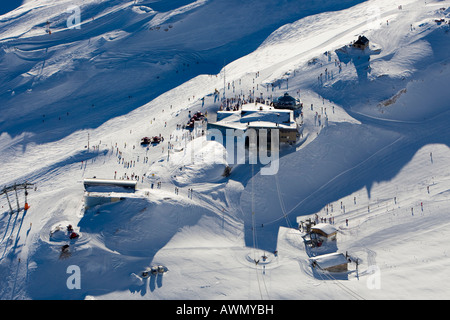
(208, 99, 301, 146)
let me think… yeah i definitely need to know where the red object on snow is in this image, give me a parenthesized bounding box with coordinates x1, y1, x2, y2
(69, 232, 79, 239)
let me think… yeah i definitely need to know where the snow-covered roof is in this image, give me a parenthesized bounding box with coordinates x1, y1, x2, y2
(311, 223, 338, 235)
(240, 110, 291, 124)
(216, 111, 239, 121)
(310, 252, 348, 269)
(247, 121, 296, 130)
(208, 121, 247, 131)
(277, 92, 298, 103)
(210, 103, 297, 132)
(241, 103, 275, 113)
(278, 93, 296, 101)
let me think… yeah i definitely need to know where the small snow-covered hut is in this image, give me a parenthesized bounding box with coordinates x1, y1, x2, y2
(310, 223, 338, 241)
(310, 252, 349, 273)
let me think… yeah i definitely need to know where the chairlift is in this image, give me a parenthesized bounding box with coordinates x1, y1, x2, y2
(1, 182, 34, 215)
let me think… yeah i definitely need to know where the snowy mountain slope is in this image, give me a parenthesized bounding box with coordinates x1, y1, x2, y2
(0, 0, 450, 300)
(0, 0, 365, 147)
(240, 0, 450, 248)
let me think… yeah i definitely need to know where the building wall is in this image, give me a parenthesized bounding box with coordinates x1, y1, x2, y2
(280, 130, 297, 143)
(84, 195, 122, 210)
(354, 43, 368, 50)
(311, 229, 337, 241)
(324, 263, 348, 273)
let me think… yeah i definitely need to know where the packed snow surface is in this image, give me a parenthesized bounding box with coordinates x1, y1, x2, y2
(1, 0, 450, 300)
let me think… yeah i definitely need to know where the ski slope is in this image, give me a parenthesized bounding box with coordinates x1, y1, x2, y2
(0, 0, 450, 300)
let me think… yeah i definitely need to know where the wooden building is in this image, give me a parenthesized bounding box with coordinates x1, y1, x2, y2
(310, 223, 338, 241)
(310, 252, 349, 273)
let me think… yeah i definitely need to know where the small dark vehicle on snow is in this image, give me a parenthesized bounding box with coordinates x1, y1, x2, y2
(141, 137, 151, 145)
(151, 136, 162, 144)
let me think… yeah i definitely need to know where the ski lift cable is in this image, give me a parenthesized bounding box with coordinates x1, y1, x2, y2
(262, 136, 405, 227)
(254, 263, 271, 300)
(259, 173, 301, 227)
(250, 163, 271, 300)
(254, 265, 264, 300)
(260, 264, 270, 299)
(274, 173, 294, 229)
(314, 262, 365, 300)
(314, 264, 346, 296)
(314, 264, 363, 301)
(320, 270, 365, 300)
(274, 173, 306, 251)
(237, 194, 267, 300)
(313, 266, 337, 299)
(250, 163, 263, 299)
(283, 136, 405, 218)
(262, 136, 406, 228)
(275, 173, 311, 254)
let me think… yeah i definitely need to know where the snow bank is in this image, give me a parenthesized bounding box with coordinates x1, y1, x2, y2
(147, 136, 229, 186)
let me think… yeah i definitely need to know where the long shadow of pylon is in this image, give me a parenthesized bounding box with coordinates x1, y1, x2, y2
(0, 182, 34, 260)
